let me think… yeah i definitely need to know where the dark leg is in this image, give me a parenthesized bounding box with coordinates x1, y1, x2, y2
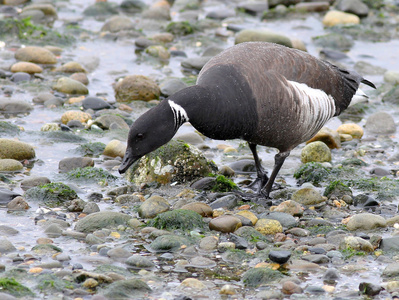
(260, 151, 290, 198)
(248, 143, 269, 193)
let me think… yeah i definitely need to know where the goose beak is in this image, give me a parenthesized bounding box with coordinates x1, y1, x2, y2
(118, 151, 140, 174)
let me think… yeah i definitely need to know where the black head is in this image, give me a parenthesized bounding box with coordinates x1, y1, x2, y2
(118, 100, 179, 174)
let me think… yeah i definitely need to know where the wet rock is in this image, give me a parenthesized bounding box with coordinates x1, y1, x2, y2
(15, 46, 57, 64)
(282, 280, 303, 295)
(103, 140, 126, 158)
(70, 72, 89, 85)
(82, 202, 100, 214)
(160, 78, 188, 97)
(337, 123, 363, 139)
(236, 210, 258, 226)
(235, 29, 293, 48)
(181, 57, 212, 71)
(53, 77, 89, 95)
(291, 187, 325, 206)
(61, 110, 92, 125)
(340, 236, 374, 252)
(180, 202, 213, 217)
(263, 212, 298, 228)
(93, 114, 129, 130)
(335, 0, 369, 17)
(269, 250, 291, 264)
(0, 239, 16, 253)
(295, 1, 329, 12)
(175, 132, 204, 145)
(313, 33, 354, 51)
(301, 254, 329, 264)
(323, 268, 340, 283)
(10, 72, 31, 83)
(20, 176, 51, 191)
(382, 263, 399, 278)
(126, 254, 155, 270)
(59, 157, 94, 173)
(255, 218, 283, 235)
(180, 278, 207, 290)
(210, 194, 239, 210)
(83, 2, 119, 16)
(359, 282, 382, 296)
(82, 96, 112, 111)
(322, 10, 360, 27)
(149, 234, 190, 252)
(148, 209, 204, 230)
(40, 123, 60, 132)
(10, 62, 42, 74)
(199, 235, 218, 250)
(114, 75, 160, 102)
(0, 138, 35, 160)
(206, 9, 235, 20)
(127, 140, 216, 185)
(384, 71, 399, 85)
(102, 278, 151, 299)
(137, 195, 170, 219)
(7, 196, 29, 210)
(270, 200, 304, 216)
(355, 61, 387, 76)
(209, 215, 242, 233)
(0, 159, 23, 171)
(238, 1, 269, 14)
(242, 267, 284, 287)
(0, 121, 20, 136)
(54, 61, 87, 73)
(142, 1, 171, 20)
(301, 141, 331, 163)
(101, 16, 135, 33)
(364, 112, 396, 135)
(324, 180, 352, 199)
(145, 45, 170, 59)
(307, 127, 341, 149)
(346, 213, 386, 231)
(75, 211, 132, 233)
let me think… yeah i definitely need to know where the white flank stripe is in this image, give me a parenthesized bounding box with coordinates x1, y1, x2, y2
(288, 80, 336, 139)
(350, 88, 369, 106)
(168, 100, 189, 132)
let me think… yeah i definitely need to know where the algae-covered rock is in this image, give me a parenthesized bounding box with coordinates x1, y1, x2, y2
(301, 141, 331, 163)
(0, 278, 34, 298)
(235, 29, 293, 47)
(65, 167, 117, 184)
(137, 195, 170, 219)
(149, 234, 192, 252)
(291, 187, 325, 206)
(126, 140, 217, 185)
(0, 121, 20, 136)
(114, 75, 160, 102)
(148, 209, 204, 230)
(255, 218, 283, 235)
(75, 211, 132, 233)
(0, 138, 35, 160)
(324, 180, 352, 199)
(340, 236, 374, 252)
(24, 182, 77, 207)
(72, 142, 106, 157)
(0, 159, 23, 171)
(242, 267, 284, 287)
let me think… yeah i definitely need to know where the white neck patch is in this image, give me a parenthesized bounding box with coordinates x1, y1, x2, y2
(168, 100, 189, 132)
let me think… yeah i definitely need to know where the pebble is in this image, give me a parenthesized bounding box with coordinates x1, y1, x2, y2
(10, 61, 43, 74)
(14, 46, 57, 64)
(0, 138, 35, 160)
(365, 111, 396, 134)
(269, 250, 291, 264)
(322, 10, 360, 27)
(307, 127, 341, 149)
(235, 29, 293, 48)
(61, 110, 92, 125)
(53, 77, 89, 95)
(58, 157, 94, 173)
(180, 202, 213, 217)
(138, 195, 170, 219)
(337, 123, 364, 139)
(255, 219, 283, 235)
(270, 200, 304, 216)
(54, 61, 87, 73)
(114, 75, 160, 102)
(301, 141, 331, 163)
(103, 140, 126, 158)
(209, 215, 242, 233)
(291, 187, 325, 206)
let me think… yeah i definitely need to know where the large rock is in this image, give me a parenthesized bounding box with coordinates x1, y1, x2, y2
(126, 140, 216, 185)
(75, 211, 132, 233)
(0, 159, 23, 171)
(53, 77, 89, 95)
(0, 139, 35, 160)
(137, 195, 170, 219)
(10, 62, 43, 74)
(235, 29, 293, 48)
(0, 99, 34, 114)
(101, 15, 135, 32)
(322, 10, 360, 27)
(301, 141, 331, 163)
(346, 213, 386, 231)
(364, 112, 396, 135)
(114, 75, 160, 102)
(15, 46, 57, 64)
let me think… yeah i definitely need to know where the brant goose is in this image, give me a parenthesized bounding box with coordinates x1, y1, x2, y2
(119, 42, 375, 198)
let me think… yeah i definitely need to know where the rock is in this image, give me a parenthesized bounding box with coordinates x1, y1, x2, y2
(301, 141, 331, 163)
(209, 194, 239, 210)
(126, 254, 155, 270)
(0, 98, 33, 114)
(307, 127, 341, 149)
(346, 213, 386, 231)
(236, 210, 258, 226)
(324, 181, 352, 199)
(7, 196, 29, 210)
(20, 176, 51, 191)
(104, 140, 126, 158)
(209, 215, 242, 233)
(382, 85, 399, 104)
(101, 15, 135, 32)
(75, 211, 132, 233)
(137, 195, 170, 219)
(152, 32, 174, 43)
(82, 97, 112, 110)
(235, 29, 293, 48)
(0, 188, 20, 206)
(242, 267, 284, 287)
(142, 1, 171, 20)
(93, 115, 129, 130)
(0, 138, 35, 160)
(181, 57, 212, 71)
(313, 33, 354, 51)
(180, 278, 207, 290)
(301, 254, 329, 264)
(10, 62, 42, 74)
(15, 46, 57, 64)
(160, 78, 188, 97)
(269, 250, 291, 264)
(322, 10, 360, 27)
(355, 61, 387, 76)
(0, 159, 23, 171)
(295, 2, 329, 12)
(380, 237, 399, 252)
(0, 239, 16, 253)
(54, 61, 87, 73)
(323, 268, 340, 283)
(264, 212, 298, 228)
(365, 112, 396, 135)
(291, 188, 325, 206)
(148, 209, 204, 230)
(340, 236, 374, 252)
(199, 236, 218, 251)
(53, 77, 89, 95)
(335, 0, 369, 17)
(384, 71, 399, 85)
(114, 75, 160, 102)
(102, 278, 151, 299)
(255, 218, 283, 235)
(206, 9, 235, 20)
(145, 45, 170, 59)
(359, 282, 383, 296)
(70, 72, 89, 85)
(238, 1, 269, 14)
(282, 280, 303, 295)
(61, 110, 92, 125)
(382, 263, 399, 278)
(126, 140, 216, 185)
(270, 200, 304, 216)
(149, 234, 190, 252)
(337, 123, 363, 139)
(180, 202, 213, 217)
(10, 72, 31, 82)
(175, 132, 204, 145)
(59, 157, 94, 173)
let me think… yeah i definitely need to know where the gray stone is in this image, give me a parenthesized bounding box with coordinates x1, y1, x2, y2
(0, 99, 34, 114)
(181, 56, 212, 71)
(59, 157, 94, 173)
(261, 212, 298, 228)
(335, 0, 369, 17)
(209, 194, 239, 210)
(93, 115, 129, 130)
(101, 16, 135, 32)
(235, 29, 292, 47)
(160, 78, 188, 97)
(346, 213, 386, 231)
(126, 254, 155, 269)
(75, 211, 132, 233)
(0, 239, 16, 253)
(138, 195, 170, 219)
